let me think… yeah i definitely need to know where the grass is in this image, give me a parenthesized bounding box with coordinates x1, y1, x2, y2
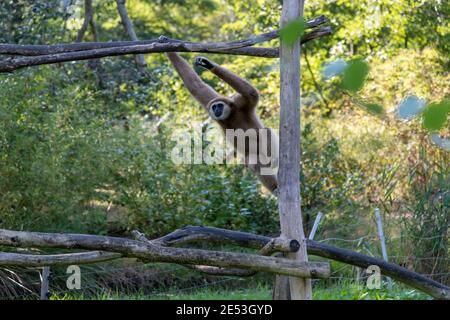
(52, 281, 429, 300)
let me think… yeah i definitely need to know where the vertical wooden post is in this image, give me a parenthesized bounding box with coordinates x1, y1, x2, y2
(308, 211, 323, 240)
(275, 0, 312, 300)
(40, 266, 50, 300)
(375, 208, 393, 289)
(374, 208, 388, 262)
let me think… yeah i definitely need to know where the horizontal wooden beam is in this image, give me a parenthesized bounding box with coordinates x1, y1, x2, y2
(1, 225, 448, 299)
(0, 251, 121, 267)
(0, 228, 330, 279)
(135, 229, 297, 277)
(155, 225, 450, 300)
(0, 23, 331, 73)
(0, 15, 328, 56)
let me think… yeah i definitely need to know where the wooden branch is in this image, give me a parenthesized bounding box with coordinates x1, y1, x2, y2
(0, 229, 330, 279)
(0, 251, 121, 267)
(0, 26, 331, 58)
(154, 225, 450, 300)
(75, 0, 108, 89)
(133, 229, 252, 277)
(76, 0, 95, 43)
(154, 225, 270, 248)
(259, 237, 300, 256)
(186, 265, 256, 277)
(153, 226, 266, 277)
(135, 229, 288, 277)
(0, 26, 331, 73)
(305, 241, 449, 300)
(133, 229, 252, 276)
(116, 0, 147, 72)
(0, 225, 448, 299)
(0, 15, 327, 56)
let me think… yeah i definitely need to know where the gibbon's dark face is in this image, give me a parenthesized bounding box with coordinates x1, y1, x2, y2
(209, 101, 232, 121)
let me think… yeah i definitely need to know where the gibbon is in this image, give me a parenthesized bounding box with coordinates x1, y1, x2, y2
(166, 52, 278, 194)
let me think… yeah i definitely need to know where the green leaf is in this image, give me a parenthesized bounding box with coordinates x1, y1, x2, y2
(354, 97, 384, 116)
(422, 100, 450, 131)
(364, 102, 384, 115)
(340, 59, 369, 92)
(280, 17, 307, 45)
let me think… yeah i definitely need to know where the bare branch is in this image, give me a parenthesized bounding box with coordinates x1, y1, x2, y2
(153, 225, 271, 248)
(116, 0, 147, 72)
(133, 229, 255, 277)
(0, 25, 332, 73)
(0, 225, 448, 299)
(0, 229, 330, 279)
(0, 26, 331, 57)
(76, 0, 95, 43)
(0, 251, 121, 267)
(186, 265, 256, 277)
(153, 229, 298, 277)
(154, 225, 450, 300)
(259, 237, 300, 256)
(75, 0, 107, 88)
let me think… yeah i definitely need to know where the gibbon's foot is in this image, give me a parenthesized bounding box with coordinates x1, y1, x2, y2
(195, 56, 216, 70)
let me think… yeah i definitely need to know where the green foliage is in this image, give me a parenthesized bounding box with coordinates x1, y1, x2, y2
(422, 100, 450, 132)
(400, 147, 449, 281)
(300, 122, 363, 213)
(50, 281, 428, 300)
(362, 102, 384, 115)
(279, 17, 307, 45)
(340, 59, 369, 93)
(0, 1, 448, 291)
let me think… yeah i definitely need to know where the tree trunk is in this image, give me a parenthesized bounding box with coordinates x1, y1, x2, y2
(275, 0, 312, 300)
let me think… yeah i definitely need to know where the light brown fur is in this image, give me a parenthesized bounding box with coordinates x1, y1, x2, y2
(166, 52, 278, 193)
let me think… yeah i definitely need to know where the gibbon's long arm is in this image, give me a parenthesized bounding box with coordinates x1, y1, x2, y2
(210, 65, 259, 107)
(166, 52, 219, 108)
(194, 56, 259, 107)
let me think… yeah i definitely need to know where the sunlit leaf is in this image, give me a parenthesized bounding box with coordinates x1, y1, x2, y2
(355, 98, 384, 116)
(351, 94, 384, 115)
(397, 95, 427, 120)
(364, 103, 384, 115)
(322, 59, 348, 79)
(280, 17, 307, 45)
(422, 100, 450, 131)
(430, 134, 450, 151)
(340, 59, 369, 93)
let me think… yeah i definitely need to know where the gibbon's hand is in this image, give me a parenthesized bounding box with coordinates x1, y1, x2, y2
(158, 35, 170, 42)
(195, 56, 215, 70)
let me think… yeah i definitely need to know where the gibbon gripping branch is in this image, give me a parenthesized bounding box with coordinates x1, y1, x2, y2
(0, 1, 448, 300)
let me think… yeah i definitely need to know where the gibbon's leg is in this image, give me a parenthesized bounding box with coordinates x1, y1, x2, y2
(166, 53, 220, 108)
(247, 162, 278, 195)
(253, 128, 279, 194)
(195, 56, 259, 107)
